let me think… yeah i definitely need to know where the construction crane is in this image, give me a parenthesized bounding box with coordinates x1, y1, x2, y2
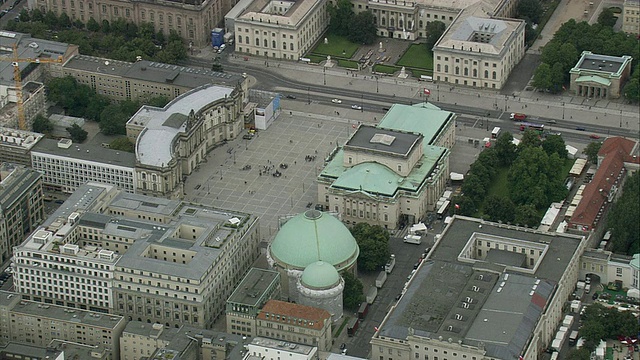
(0, 43, 63, 130)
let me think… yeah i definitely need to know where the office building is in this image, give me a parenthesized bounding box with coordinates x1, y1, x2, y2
(569, 52, 633, 99)
(256, 300, 332, 351)
(229, 0, 330, 60)
(432, 1, 526, 90)
(0, 127, 43, 166)
(30, 0, 231, 46)
(246, 337, 318, 360)
(0, 290, 126, 359)
(0, 164, 44, 262)
(370, 216, 587, 360)
(12, 182, 261, 329)
(317, 103, 454, 229)
(623, 0, 640, 35)
(226, 268, 281, 337)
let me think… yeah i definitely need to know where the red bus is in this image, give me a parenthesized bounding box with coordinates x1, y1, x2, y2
(519, 122, 544, 134)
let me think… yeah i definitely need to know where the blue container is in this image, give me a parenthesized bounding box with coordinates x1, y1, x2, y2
(211, 28, 224, 48)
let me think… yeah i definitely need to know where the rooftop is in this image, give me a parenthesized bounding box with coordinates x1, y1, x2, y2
(236, 0, 324, 27)
(376, 217, 582, 358)
(378, 103, 454, 147)
(249, 337, 316, 355)
(0, 127, 43, 150)
(227, 268, 280, 307)
(0, 164, 41, 209)
(31, 138, 136, 168)
(572, 52, 632, 76)
(11, 298, 124, 329)
(130, 84, 235, 167)
(257, 300, 331, 330)
(345, 125, 421, 157)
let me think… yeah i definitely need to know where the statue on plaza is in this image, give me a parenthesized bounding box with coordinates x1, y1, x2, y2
(324, 37, 328, 44)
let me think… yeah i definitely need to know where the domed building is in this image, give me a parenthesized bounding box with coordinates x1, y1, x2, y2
(297, 261, 345, 322)
(268, 210, 358, 310)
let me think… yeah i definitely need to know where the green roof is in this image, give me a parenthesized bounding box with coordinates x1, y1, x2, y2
(301, 261, 341, 289)
(575, 75, 611, 86)
(378, 103, 454, 145)
(270, 210, 359, 271)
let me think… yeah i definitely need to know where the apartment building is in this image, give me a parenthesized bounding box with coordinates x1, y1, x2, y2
(226, 268, 281, 337)
(12, 182, 261, 329)
(230, 0, 330, 60)
(61, 55, 246, 102)
(370, 216, 587, 360)
(432, 1, 526, 90)
(127, 83, 246, 199)
(30, 0, 232, 46)
(317, 103, 454, 229)
(623, 0, 640, 35)
(0, 164, 44, 262)
(256, 300, 332, 351)
(0, 127, 43, 166)
(0, 290, 126, 358)
(246, 337, 318, 360)
(31, 138, 137, 194)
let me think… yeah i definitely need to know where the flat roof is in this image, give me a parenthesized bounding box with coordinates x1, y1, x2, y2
(227, 268, 280, 307)
(573, 52, 629, 74)
(345, 125, 421, 157)
(250, 337, 316, 355)
(378, 103, 454, 147)
(31, 138, 136, 169)
(376, 217, 582, 358)
(131, 84, 234, 167)
(0, 127, 43, 150)
(0, 165, 41, 208)
(237, 0, 324, 27)
(11, 299, 124, 329)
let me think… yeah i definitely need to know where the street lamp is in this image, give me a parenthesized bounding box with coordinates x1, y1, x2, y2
(619, 110, 622, 128)
(436, 84, 440, 102)
(323, 67, 326, 86)
(562, 102, 565, 120)
(504, 95, 508, 111)
(307, 86, 311, 105)
(376, 76, 379, 93)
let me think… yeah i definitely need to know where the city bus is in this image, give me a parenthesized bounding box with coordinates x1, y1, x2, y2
(437, 200, 451, 219)
(519, 122, 545, 134)
(491, 127, 501, 139)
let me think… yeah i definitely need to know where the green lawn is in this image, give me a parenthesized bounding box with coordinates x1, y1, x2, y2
(338, 59, 360, 69)
(397, 44, 434, 70)
(411, 69, 434, 78)
(307, 54, 325, 64)
(373, 64, 399, 74)
(311, 34, 359, 59)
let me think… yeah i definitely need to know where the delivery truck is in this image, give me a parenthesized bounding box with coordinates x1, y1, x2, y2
(376, 271, 388, 288)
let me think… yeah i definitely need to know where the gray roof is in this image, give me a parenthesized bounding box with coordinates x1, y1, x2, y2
(10, 299, 124, 329)
(377, 217, 582, 358)
(0, 343, 63, 358)
(131, 84, 234, 167)
(484, 248, 526, 267)
(345, 125, 421, 157)
(0, 165, 41, 210)
(227, 268, 280, 307)
(64, 55, 242, 88)
(42, 183, 111, 226)
(31, 138, 136, 169)
(575, 53, 626, 74)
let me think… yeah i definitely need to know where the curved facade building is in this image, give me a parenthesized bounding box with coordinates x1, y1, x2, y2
(296, 261, 344, 323)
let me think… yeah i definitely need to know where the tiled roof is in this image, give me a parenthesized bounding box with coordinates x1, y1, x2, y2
(256, 300, 330, 330)
(598, 137, 639, 164)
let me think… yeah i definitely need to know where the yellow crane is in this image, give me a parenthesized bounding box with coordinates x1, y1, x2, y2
(0, 43, 63, 130)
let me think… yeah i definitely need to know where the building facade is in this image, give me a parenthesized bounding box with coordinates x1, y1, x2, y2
(0, 127, 43, 166)
(256, 300, 332, 351)
(29, 0, 231, 46)
(317, 103, 454, 229)
(569, 52, 634, 99)
(127, 84, 246, 198)
(0, 291, 126, 359)
(0, 164, 44, 262)
(12, 182, 261, 329)
(580, 250, 637, 290)
(432, 2, 526, 90)
(246, 337, 318, 360)
(31, 138, 137, 194)
(623, 0, 640, 35)
(231, 0, 330, 60)
(226, 268, 281, 338)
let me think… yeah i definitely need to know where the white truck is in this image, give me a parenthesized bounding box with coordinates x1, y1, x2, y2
(366, 286, 378, 304)
(385, 254, 396, 273)
(375, 271, 388, 288)
(403, 234, 422, 244)
(409, 223, 427, 236)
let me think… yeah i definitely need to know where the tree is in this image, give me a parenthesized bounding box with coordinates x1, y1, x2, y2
(494, 132, 517, 166)
(66, 123, 88, 143)
(327, 0, 354, 36)
(18, 9, 30, 22)
(623, 78, 639, 103)
(549, 62, 565, 93)
(606, 172, 640, 255)
(87, 17, 100, 32)
(451, 195, 475, 216)
(425, 21, 446, 51)
(99, 104, 130, 135)
(583, 141, 602, 164)
(519, 129, 542, 148)
(461, 174, 487, 205)
(342, 271, 364, 310)
(101, 20, 111, 33)
(32, 114, 53, 134)
(59, 13, 72, 29)
(85, 94, 112, 121)
(109, 137, 135, 153)
(44, 11, 59, 29)
(211, 57, 224, 72)
(565, 349, 591, 360)
(542, 134, 568, 158)
(517, 0, 543, 24)
(347, 11, 378, 45)
(532, 63, 553, 90)
(514, 204, 539, 227)
(351, 223, 390, 272)
(144, 95, 170, 108)
(597, 8, 617, 27)
(483, 195, 516, 223)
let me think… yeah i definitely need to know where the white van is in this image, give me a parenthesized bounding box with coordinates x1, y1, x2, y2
(217, 44, 226, 53)
(403, 235, 422, 244)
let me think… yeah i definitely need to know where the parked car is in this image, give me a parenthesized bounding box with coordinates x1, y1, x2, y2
(576, 126, 586, 131)
(351, 104, 362, 110)
(547, 119, 557, 124)
(589, 134, 601, 139)
(242, 134, 254, 140)
(286, 94, 296, 99)
(331, 98, 342, 104)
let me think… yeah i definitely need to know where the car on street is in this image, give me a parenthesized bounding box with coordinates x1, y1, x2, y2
(589, 134, 600, 139)
(340, 343, 346, 350)
(242, 134, 254, 140)
(547, 119, 557, 124)
(576, 126, 586, 131)
(351, 104, 362, 110)
(285, 94, 296, 99)
(592, 292, 599, 300)
(331, 98, 342, 104)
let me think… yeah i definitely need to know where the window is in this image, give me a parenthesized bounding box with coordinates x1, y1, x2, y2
(492, 71, 496, 80)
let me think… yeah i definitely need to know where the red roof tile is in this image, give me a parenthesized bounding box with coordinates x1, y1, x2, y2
(598, 137, 639, 164)
(256, 300, 330, 330)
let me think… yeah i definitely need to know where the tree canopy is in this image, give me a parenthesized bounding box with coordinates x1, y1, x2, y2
(342, 271, 365, 310)
(425, 21, 446, 51)
(351, 223, 390, 272)
(606, 171, 640, 255)
(597, 8, 617, 27)
(32, 114, 53, 134)
(327, 1, 378, 45)
(580, 303, 637, 351)
(517, 0, 543, 24)
(66, 123, 88, 143)
(583, 141, 602, 164)
(623, 65, 640, 103)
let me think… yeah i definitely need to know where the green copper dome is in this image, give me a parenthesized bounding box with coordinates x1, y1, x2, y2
(301, 261, 341, 289)
(270, 210, 359, 271)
